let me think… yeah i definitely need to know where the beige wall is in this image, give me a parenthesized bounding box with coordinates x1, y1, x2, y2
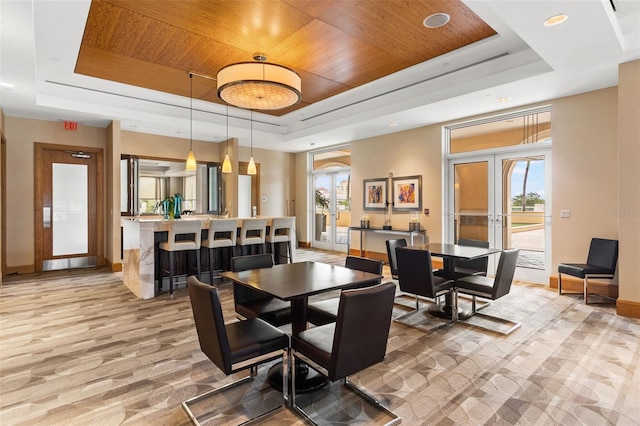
(618, 60, 640, 306)
(349, 124, 443, 254)
(237, 145, 296, 217)
(552, 88, 619, 269)
(5, 117, 107, 272)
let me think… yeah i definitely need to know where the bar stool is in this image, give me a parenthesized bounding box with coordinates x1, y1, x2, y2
(201, 218, 238, 285)
(265, 217, 295, 264)
(236, 218, 267, 255)
(158, 220, 202, 297)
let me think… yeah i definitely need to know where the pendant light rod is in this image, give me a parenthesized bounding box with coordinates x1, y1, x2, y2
(189, 70, 217, 81)
(185, 72, 197, 171)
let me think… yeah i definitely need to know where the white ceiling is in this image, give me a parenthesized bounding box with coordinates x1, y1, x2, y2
(1, 0, 639, 153)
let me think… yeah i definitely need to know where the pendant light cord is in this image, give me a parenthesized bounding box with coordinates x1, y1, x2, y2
(190, 74, 193, 150)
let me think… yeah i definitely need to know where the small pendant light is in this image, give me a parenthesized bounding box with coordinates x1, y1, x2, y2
(247, 109, 257, 175)
(222, 102, 232, 174)
(186, 73, 197, 171)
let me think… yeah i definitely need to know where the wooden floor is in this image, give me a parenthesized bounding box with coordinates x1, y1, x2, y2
(1, 248, 639, 425)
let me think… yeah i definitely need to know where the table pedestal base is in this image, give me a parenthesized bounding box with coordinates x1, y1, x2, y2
(267, 361, 328, 394)
(428, 305, 472, 320)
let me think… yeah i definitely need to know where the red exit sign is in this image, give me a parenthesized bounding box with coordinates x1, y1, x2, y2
(64, 121, 78, 131)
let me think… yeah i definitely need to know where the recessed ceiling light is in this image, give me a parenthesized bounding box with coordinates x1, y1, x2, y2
(497, 97, 511, 103)
(388, 123, 398, 127)
(423, 13, 450, 29)
(543, 14, 568, 27)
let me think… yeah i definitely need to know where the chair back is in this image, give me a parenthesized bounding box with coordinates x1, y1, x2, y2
(231, 253, 274, 272)
(395, 247, 440, 298)
(266, 217, 295, 242)
(491, 249, 520, 299)
(186, 276, 232, 374)
(345, 256, 384, 275)
(238, 218, 267, 244)
(231, 254, 274, 305)
(385, 239, 408, 279)
(164, 220, 202, 250)
(329, 282, 396, 381)
(586, 238, 619, 272)
(456, 238, 489, 274)
(207, 218, 238, 246)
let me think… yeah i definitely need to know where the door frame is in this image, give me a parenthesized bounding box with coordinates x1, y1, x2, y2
(34, 143, 104, 272)
(312, 169, 350, 252)
(445, 144, 552, 283)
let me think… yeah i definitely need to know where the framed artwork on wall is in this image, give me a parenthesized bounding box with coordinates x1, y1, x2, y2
(363, 178, 388, 210)
(392, 175, 422, 211)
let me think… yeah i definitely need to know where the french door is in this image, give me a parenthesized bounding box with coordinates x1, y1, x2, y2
(313, 170, 350, 252)
(446, 148, 551, 283)
(35, 143, 103, 271)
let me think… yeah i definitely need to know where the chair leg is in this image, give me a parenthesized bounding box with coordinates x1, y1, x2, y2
(208, 248, 215, 285)
(168, 251, 175, 297)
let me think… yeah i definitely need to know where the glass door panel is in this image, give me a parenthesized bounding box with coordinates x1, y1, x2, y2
(313, 171, 350, 252)
(497, 154, 550, 283)
(52, 163, 88, 256)
(453, 161, 490, 244)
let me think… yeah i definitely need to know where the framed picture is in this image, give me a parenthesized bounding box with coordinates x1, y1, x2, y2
(363, 178, 388, 210)
(392, 175, 422, 211)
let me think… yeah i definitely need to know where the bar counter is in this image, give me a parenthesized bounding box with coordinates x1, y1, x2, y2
(121, 215, 296, 299)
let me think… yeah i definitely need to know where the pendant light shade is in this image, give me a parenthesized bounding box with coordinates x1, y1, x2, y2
(186, 73, 197, 171)
(222, 102, 232, 174)
(186, 150, 197, 171)
(247, 110, 257, 175)
(222, 153, 232, 174)
(217, 55, 301, 111)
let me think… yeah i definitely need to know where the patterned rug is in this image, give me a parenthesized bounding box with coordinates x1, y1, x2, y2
(1, 248, 639, 425)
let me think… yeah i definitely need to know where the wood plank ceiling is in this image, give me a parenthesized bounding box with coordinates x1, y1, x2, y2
(76, 0, 496, 116)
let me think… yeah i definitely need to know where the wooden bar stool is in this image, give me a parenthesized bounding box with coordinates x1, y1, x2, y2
(201, 218, 237, 285)
(236, 218, 267, 256)
(265, 217, 295, 264)
(158, 220, 202, 297)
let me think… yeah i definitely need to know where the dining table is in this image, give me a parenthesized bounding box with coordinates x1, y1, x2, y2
(220, 261, 382, 393)
(402, 243, 503, 320)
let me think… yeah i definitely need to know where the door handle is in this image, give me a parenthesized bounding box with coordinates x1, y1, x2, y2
(43, 207, 51, 228)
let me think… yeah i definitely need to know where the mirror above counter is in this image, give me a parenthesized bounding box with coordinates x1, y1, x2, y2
(121, 156, 224, 216)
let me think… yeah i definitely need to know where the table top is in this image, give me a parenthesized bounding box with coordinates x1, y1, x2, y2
(404, 243, 502, 260)
(220, 261, 382, 300)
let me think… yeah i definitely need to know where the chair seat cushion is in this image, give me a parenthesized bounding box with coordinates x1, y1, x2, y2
(292, 324, 335, 368)
(558, 263, 615, 278)
(266, 235, 290, 243)
(238, 236, 264, 246)
(307, 298, 339, 326)
(226, 318, 289, 365)
(235, 298, 292, 327)
(455, 274, 493, 297)
(202, 238, 234, 248)
(160, 240, 199, 251)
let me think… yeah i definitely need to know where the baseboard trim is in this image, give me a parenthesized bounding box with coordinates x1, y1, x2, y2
(616, 299, 640, 319)
(298, 241, 311, 249)
(6, 264, 35, 275)
(108, 260, 123, 273)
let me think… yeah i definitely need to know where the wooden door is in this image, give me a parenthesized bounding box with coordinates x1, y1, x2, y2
(34, 143, 103, 271)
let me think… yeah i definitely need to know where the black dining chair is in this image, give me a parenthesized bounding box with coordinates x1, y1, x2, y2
(182, 276, 289, 424)
(230, 254, 292, 327)
(306, 256, 383, 326)
(395, 247, 457, 327)
(291, 281, 400, 425)
(558, 237, 619, 304)
(454, 249, 520, 335)
(385, 238, 407, 280)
